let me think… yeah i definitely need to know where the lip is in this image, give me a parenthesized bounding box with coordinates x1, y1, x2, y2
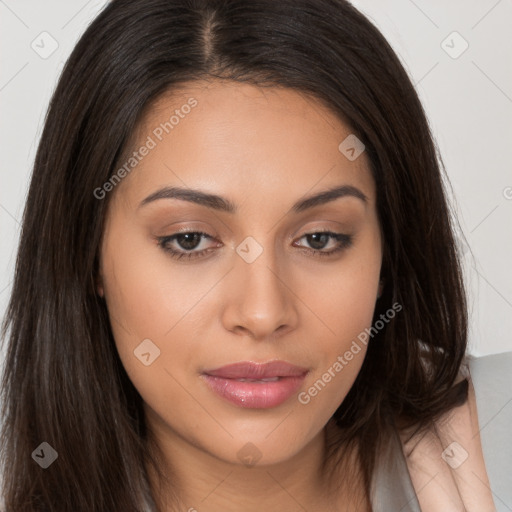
(202, 361, 309, 409)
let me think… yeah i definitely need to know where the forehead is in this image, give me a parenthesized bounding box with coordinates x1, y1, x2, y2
(113, 79, 375, 209)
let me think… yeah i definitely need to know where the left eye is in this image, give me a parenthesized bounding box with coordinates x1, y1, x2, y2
(156, 230, 353, 261)
(157, 231, 216, 259)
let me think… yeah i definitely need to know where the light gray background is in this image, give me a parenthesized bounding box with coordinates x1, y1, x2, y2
(1, 0, 511, 357)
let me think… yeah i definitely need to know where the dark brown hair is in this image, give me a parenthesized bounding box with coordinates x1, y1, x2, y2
(1, 0, 468, 510)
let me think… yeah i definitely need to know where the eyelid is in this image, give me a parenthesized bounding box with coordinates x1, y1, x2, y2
(156, 227, 353, 261)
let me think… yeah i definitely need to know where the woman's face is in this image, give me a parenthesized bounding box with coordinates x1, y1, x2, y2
(98, 80, 382, 467)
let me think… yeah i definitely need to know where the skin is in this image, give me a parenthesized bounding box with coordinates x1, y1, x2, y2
(98, 80, 382, 511)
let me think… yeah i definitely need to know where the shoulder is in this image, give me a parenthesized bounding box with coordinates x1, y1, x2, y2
(467, 351, 512, 512)
(397, 351, 512, 511)
(467, 350, 512, 397)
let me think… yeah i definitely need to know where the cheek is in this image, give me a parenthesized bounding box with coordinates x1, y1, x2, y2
(303, 241, 381, 350)
(295, 288, 374, 435)
(296, 243, 381, 414)
(99, 233, 228, 412)
(100, 228, 220, 343)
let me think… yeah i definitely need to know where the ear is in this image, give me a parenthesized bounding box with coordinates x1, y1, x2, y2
(377, 279, 384, 298)
(95, 269, 105, 297)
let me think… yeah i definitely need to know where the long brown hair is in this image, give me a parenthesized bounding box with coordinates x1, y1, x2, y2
(1, 0, 468, 510)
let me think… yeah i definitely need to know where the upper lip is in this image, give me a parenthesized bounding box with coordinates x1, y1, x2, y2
(203, 361, 309, 379)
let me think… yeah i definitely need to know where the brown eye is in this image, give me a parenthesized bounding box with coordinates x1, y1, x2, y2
(173, 233, 204, 251)
(293, 231, 353, 257)
(157, 231, 219, 260)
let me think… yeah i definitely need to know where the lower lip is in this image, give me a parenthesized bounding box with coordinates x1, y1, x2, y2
(202, 374, 307, 409)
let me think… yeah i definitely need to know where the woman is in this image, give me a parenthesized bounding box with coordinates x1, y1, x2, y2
(1, 0, 510, 510)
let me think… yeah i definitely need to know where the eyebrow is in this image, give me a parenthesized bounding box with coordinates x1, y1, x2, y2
(139, 184, 367, 213)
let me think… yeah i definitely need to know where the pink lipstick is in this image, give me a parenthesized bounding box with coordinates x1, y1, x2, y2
(202, 361, 308, 409)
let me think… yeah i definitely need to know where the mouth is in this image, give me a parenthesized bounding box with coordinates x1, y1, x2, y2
(201, 361, 309, 409)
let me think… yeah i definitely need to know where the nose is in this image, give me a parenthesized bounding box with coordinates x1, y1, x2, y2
(221, 243, 299, 341)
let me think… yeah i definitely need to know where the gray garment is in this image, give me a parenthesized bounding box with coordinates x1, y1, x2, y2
(467, 352, 512, 512)
(370, 351, 512, 512)
(370, 427, 422, 511)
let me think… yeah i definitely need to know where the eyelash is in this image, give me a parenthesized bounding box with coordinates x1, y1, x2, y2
(156, 229, 353, 261)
